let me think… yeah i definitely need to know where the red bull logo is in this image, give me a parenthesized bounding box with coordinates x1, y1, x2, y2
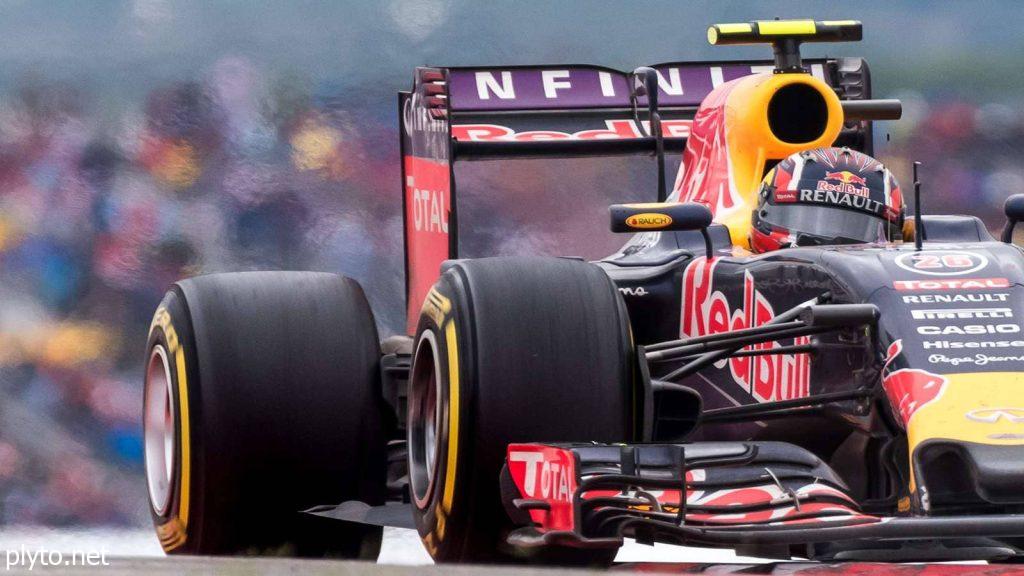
(882, 340, 948, 426)
(682, 258, 811, 403)
(825, 170, 867, 186)
(816, 170, 870, 198)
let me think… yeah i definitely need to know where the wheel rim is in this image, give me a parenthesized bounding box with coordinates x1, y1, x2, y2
(144, 344, 176, 516)
(409, 330, 443, 509)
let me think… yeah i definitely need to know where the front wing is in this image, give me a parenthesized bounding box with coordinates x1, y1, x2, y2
(501, 442, 1024, 561)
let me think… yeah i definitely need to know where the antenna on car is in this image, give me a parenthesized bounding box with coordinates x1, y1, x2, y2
(631, 67, 667, 201)
(913, 161, 924, 250)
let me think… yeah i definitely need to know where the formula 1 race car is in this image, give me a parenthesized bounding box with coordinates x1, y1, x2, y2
(142, 19, 1024, 565)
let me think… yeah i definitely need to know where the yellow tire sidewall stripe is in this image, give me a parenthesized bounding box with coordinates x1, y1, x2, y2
(150, 305, 192, 552)
(418, 286, 460, 551)
(173, 340, 191, 532)
(441, 318, 459, 514)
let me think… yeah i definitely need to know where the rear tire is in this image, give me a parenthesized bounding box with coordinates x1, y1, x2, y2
(408, 257, 634, 565)
(144, 271, 387, 557)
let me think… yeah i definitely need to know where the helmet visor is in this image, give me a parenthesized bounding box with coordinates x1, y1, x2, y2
(761, 189, 894, 245)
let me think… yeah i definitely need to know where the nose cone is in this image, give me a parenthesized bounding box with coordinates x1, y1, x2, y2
(907, 372, 1024, 511)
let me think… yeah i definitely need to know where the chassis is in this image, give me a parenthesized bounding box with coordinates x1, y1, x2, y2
(143, 18, 1024, 565)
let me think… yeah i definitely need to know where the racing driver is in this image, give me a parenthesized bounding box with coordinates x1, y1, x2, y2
(750, 147, 904, 253)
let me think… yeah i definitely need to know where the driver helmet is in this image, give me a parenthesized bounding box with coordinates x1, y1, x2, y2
(750, 147, 903, 253)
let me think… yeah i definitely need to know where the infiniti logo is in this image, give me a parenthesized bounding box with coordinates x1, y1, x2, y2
(965, 408, 1024, 423)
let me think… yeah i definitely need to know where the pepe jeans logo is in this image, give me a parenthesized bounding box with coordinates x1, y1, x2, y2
(965, 408, 1024, 423)
(928, 353, 1024, 367)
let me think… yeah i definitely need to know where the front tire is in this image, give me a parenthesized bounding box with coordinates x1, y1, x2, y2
(143, 271, 387, 557)
(408, 257, 635, 564)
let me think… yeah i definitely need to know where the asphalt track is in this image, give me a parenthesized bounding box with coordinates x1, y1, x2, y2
(20, 557, 1020, 576)
(0, 529, 1011, 575)
(28, 556, 599, 576)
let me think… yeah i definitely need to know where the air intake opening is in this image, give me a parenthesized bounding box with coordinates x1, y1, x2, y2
(767, 83, 828, 144)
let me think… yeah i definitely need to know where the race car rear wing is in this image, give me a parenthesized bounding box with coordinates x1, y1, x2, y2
(399, 58, 875, 333)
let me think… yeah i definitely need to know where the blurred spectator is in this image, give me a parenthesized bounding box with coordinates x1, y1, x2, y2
(0, 57, 404, 527)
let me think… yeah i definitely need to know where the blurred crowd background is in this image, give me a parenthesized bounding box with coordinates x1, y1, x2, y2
(0, 0, 1022, 530)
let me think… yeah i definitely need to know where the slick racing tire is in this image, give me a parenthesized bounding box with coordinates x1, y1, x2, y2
(143, 272, 387, 557)
(408, 257, 634, 565)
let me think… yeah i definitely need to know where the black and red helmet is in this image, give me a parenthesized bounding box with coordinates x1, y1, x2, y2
(750, 147, 904, 253)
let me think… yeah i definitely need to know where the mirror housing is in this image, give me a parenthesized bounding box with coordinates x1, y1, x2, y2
(630, 67, 659, 110)
(610, 202, 715, 258)
(1001, 194, 1024, 243)
(610, 202, 712, 233)
(799, 304, 879, 329)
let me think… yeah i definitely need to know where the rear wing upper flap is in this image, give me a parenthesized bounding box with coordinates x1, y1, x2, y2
(400, 57, 874, 164)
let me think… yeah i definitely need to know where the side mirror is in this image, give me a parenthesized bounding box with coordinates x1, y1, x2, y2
(630, 67, 659, 110)
(1001, 194, 1024, 243)
(799, 304, 879, 329)
(609, 202, 715, 258)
